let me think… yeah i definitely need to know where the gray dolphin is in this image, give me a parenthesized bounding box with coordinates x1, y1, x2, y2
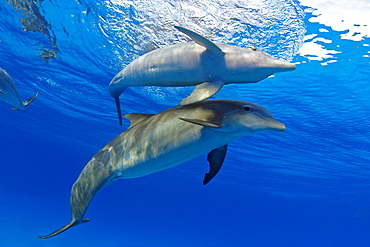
(109, 26, 296, 125)
(0, 68, 38, 110)
(39, 99, 285, 239)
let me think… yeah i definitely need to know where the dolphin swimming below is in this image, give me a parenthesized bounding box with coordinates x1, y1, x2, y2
(0, 68, 38, 110)
(39, 99, 286, 239)
(109, 26, 296, 125)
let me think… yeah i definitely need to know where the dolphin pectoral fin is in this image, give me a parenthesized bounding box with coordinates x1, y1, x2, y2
(174, 26, 224, 56)
(203, 144, 228, 185)
(179, 81, 224, 105)
(179, 117, 222, 128)
(114, 96, 123, 126)
(0, 89, 5, 94)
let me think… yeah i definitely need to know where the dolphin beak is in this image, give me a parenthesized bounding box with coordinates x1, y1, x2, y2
(268, 120, 286, 132)
(263, 118, 286, 132)
(269, 59, 296, 72)
(275, 122, 286, 132)
(285, 63, 296, 71)
(277, 60, 296, 71)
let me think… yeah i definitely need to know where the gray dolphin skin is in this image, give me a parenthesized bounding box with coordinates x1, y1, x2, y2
(109, 26, 296, 125)
(39, 99, 286, 239)
(0, 68, 38, 110)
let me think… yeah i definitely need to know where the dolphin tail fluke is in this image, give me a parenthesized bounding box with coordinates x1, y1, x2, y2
(114, 95, 123, 126)
(38, 218, 90, 239)
(12, 92, 39, 110)
(38, 222, 74, 239)
(39, 145, 119, 238)
(23, 92, 38, 107)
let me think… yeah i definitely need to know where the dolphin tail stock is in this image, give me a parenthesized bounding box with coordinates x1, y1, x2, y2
(38, 144, 120, 239)
(12, 92, 39, 110)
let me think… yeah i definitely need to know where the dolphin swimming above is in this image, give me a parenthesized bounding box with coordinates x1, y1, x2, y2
(39, 99, 286, 239)
(0, 68, 38, 110)
(109, 26, 296, 125)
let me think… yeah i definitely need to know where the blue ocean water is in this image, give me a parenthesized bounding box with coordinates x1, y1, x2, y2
(1, 0, 370, 246)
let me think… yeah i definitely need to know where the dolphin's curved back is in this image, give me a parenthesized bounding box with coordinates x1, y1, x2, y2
(38, 138, 123, 238)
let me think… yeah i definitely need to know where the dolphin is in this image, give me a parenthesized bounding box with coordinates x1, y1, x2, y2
(109, 26, 296, 125)
(39, 99, 286, 239)
(0, 68, 38, 110)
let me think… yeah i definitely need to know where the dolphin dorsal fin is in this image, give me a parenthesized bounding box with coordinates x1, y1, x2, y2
(175, 26, 224, 56)
(124, 113, 154, 127)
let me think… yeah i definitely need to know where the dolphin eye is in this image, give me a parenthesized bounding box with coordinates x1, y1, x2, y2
(251, 48, 257, 51)
(244, 106, 251, 111)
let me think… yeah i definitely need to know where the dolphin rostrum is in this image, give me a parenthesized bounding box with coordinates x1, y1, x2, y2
(0, 68, 38, 110)
(109, 26, 296, 125)
(39, 99, 286, 239)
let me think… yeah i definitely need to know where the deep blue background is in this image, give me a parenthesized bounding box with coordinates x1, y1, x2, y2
(1, 1, 370, 246)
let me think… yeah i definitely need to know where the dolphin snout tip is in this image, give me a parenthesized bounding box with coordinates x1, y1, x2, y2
(288, 63, 296, 70)
(269, 121, 286, 132)
(282, 62, 296, 71)
(274, 61, 296, 72)
(276, 123, 286, 132)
